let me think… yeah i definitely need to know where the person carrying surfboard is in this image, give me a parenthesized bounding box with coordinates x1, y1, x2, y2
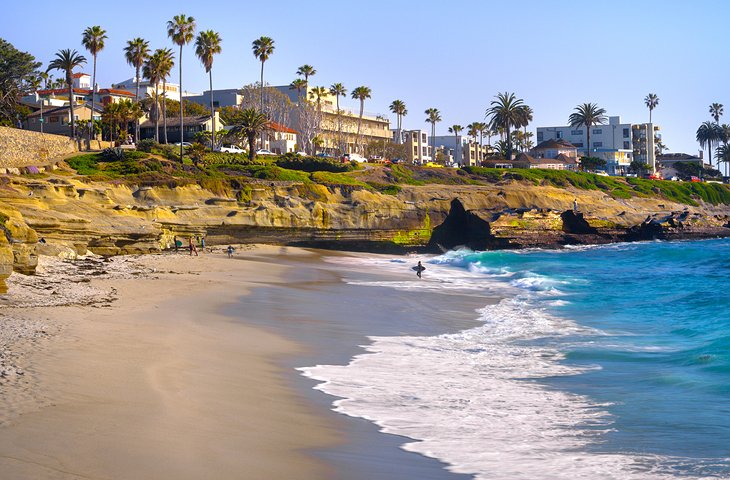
(414, 261, 425, 278)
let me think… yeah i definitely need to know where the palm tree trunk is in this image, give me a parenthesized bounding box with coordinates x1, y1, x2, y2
(336, 95, 341, 154)
(135, 66, 141, 144)
(154, 84, 159, 143)
(356, 100, 363, 154)
(248, 133, 255, 161)
(178, 45, 184, 160)
(67, 76, 76, 141)
(505, 125, 511, 160)
(209, 70, 215, 150)
(586, 128, 591, 162)
(88, 55, 96, 150)
(260, 61, 264, 112)
(162, 80, 169, 144)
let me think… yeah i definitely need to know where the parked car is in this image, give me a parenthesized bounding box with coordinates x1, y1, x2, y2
(424, 162, 444, 168)
(173, 141, 192, 148)
(316, 152, 335, 159)
(296, 151, 308, 156)
(595, 171, 609, 176)
(690, 176, 701, 182)
(218, 145, 245, 154)
(255, 149, 275, 156)
(344, 153, 367, 163)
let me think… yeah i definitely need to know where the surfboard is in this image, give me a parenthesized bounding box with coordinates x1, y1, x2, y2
(175, 240, 183, 247)
(412, 265, 426, 272)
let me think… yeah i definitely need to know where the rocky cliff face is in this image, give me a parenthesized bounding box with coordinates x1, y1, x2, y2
(0, 174, 727, 292)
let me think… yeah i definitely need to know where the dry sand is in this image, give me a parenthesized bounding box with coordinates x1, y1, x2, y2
(0, 246, 339, 479)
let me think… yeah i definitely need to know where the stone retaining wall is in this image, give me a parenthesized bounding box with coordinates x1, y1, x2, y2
(0, 126, 77, 169)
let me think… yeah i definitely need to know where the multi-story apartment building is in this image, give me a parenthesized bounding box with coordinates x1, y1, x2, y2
(393, 129, 431, 164)
(112, 76, 185, 102)
(185, 89, 243, 110)
(431, 135, 490, 166)
(536, 116, 661, 174)
(272, 85, 391, 155)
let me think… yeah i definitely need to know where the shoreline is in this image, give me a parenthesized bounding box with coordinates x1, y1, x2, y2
(0, 247, 340, 479)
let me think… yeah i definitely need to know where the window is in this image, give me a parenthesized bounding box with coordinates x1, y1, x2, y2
(414, 146, 418, 155)
(571, 129, 583, 136)
(574, 142, 584, 147)
(422, 133, 427, 143)
(422, 146, 428, 155)
(592, 128, 602, 134)
(593, 142, 602, 147)
(556, 131, 562, 139)
(623, 141, 630, 149)
(536, 132, 543, 142)
(623, 128, 629, 138)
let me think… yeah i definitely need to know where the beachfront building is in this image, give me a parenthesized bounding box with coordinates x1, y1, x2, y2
(393, 129, 431, 164)
(430, 135, 490, 166)
(112, 77, 184, 102)
(272, 85, 391, 156)
(536, 116, 660, 174)
(657, 153, 704, 178)
(25, 104, 103, 136)
(185, 89, 243, 110)
(530, 139, 578, 159)
(139, 112, 221, 143)
(266, 122, 298, 154)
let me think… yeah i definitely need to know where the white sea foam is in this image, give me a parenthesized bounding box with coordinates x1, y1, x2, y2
(300, 294, 716, 479)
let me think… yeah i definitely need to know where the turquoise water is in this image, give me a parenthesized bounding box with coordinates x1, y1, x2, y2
(303, 238, 730, 479)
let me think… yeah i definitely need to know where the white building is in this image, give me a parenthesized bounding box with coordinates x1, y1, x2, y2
(186, 89, 243, 109)
(536, 116, 660, 174)
(112, 76, 183, 101)
(393, 129, 431, 164)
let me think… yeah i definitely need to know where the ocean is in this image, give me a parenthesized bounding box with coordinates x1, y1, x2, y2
(300, 238, 730, 479)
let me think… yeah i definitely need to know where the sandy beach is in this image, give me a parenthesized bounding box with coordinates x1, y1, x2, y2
(0, 246, 340, 479)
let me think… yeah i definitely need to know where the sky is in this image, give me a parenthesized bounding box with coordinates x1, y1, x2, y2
(3, 0, 730, 155)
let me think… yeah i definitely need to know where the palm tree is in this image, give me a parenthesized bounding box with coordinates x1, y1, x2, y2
(296, 64, 316, 90)
(167, 14, 196, 158)
(47, 49, 87, 140)
(470, 121, 488, 161)
(448, 124, 463, 165)
(715, 144, 730, 176)
(425, 108, 442, 162)
(157, 48, 175, 144)
(308, 86, 328, 113)
(696, 120, 722, 167)
(330, 83, 347, 154)
(351, 86, 372, 153)
(143, 51, 165, 142)
(289, 78, 307, 102)
(229, 108, 271, 161)
(644, 93, 659, 123)
(123, 38, 150, 143)
(485, 92, 525, 160)
(710, 103, 724, 123)
(517, 105, 533, 142)
(81, 26, 107, 149)
(252, 36, 275, 111)
(196, 30, 222, 150)
(389, 100, 407, 144)
(568, 103, 607, 158)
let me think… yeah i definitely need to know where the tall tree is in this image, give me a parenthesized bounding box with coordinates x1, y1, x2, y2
(123, 38, 150, 143)
(81, 26, 107, 149)
(425, 107, 441, 162)
(389, 100, 407, 144)
(485, 92, 525, 160)
(143, 50, 165, 142)
(0, 39, 41, 126)
(229, 108, 271, 161)
(167, 14, 196, 158)
(252, 36, 275, 112)
(696, 120, 722, 167)
(296, 64, 316, 90)
(568, 102, 607, 159)
(517, 105, 533, 142)
(710, 102, 724, 123)
(448, 124, 463, 165)
(196, 30, 222, 149)
(157, 48, 175, 144)
(644, 93, 659, 123)
(47, 49, 87, 140)
(351, 86, 371, 154)
(329, 83, 347, 154)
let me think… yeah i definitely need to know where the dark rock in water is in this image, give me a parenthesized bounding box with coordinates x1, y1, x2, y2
(427, 199, 509, 252)
(560, 210, 598, 235)
(625, 219, 666, 241)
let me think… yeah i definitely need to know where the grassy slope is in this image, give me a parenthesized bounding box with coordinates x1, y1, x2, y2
(61, 151, 730, 207)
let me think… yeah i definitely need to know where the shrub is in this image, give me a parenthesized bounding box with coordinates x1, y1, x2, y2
(137, 139, 158, 153)
(66, 153, 101, 175)
(275, 154, 351, 173)
(311, 171, 369, 187)
(101, 147, 125, 161)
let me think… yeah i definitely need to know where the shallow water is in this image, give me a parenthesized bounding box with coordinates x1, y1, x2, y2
(301, 239, 730, 479)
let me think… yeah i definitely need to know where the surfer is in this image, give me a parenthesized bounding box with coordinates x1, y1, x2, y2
(414, 261, 425, 278)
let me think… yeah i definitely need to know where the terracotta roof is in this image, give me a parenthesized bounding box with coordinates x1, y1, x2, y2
(72, 72, 89, 78)
(533, 139, 577, 150)
(268, 121, 297, 134)
(98, 88, 135, 97)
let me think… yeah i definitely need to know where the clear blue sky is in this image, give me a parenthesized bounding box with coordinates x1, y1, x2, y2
(3, 0, 729, 154)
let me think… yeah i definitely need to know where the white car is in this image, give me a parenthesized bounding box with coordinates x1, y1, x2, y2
(173, 141, 192, 148)
(218, 145, 245, 154)
(345, 153, 367, 163)
(255, 149, 275, 156)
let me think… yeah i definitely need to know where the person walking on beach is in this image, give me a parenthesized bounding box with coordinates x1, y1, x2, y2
(573, 198, 579, 212)
(174, 236, 179, 252)
(189, 237, 198, 256)
(414, 261, 425, 278)
(200, 236, 206, 253)
(227, 245, 234, 258)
